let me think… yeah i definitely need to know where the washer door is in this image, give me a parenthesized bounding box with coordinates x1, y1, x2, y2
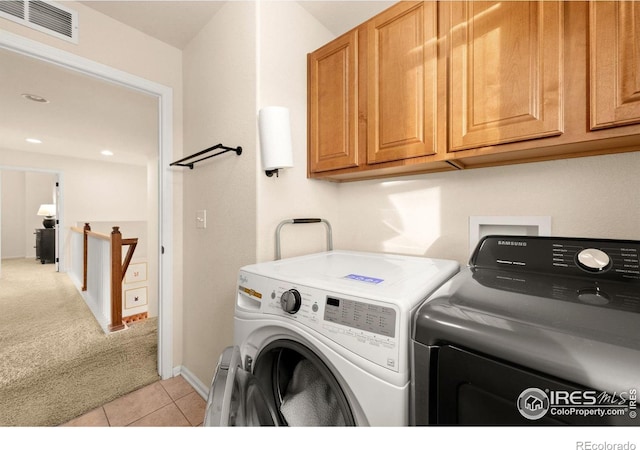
(253, 339, 356, 426)
(204, 346, 279, 426)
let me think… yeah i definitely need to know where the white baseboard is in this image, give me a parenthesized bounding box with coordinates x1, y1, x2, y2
(172, 365, 209, 400)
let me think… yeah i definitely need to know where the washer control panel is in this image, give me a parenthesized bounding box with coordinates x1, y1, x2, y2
(471, 236, 640, 281)
(323, 297, 396, 338)
(236, 272, 401, 373)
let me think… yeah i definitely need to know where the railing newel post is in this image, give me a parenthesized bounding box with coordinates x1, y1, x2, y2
(109, 226, 125, 332)
(82, 223, 90, 291)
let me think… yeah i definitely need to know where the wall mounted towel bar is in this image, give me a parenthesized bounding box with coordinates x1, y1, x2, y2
(170, 143, 242, 169)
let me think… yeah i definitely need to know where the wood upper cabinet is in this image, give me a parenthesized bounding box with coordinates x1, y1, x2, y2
(590, 1, 640, 130)
(367, 1, 441, 164)
(308, 1, 640, 181)
(307, 30, 359, 173)
(446, 1, 564, 151)
(308, 2, 452, 181)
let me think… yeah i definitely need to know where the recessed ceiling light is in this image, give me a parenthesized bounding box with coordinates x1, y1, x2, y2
(101, 150, 114, 156)
(26, 138, 42, 144)
(21, 93, 49, 103)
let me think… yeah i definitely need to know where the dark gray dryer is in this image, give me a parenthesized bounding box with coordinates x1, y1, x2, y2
(412, 235, 640, 426)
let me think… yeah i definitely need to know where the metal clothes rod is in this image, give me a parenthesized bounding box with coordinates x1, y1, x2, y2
(170, 143, 242, 169)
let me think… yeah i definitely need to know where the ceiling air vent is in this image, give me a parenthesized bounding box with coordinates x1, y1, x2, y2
(0, 0, 78, 43)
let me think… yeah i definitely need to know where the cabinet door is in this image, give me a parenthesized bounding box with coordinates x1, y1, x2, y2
(590, 1, 640, 130)
(367, 1, 440, 164)
(308, 30, 359, 173)
(447, 1, 563, 151)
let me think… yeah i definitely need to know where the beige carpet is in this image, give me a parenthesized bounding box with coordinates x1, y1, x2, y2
(0, 258, 159, 426)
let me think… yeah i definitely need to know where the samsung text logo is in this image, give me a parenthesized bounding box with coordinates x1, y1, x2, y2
(498, 240, 527, 247)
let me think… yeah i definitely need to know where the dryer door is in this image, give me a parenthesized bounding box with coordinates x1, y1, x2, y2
(204, 346, 279, 426)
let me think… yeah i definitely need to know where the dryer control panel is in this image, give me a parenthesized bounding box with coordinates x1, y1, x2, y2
(236, 271, 402, 373)
(471, 236, 640, 281)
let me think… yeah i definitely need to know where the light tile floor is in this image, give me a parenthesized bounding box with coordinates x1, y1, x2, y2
(62, 375, 206, 427)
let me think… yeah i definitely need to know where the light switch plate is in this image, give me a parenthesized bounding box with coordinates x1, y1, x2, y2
(196, 210, 207, 229)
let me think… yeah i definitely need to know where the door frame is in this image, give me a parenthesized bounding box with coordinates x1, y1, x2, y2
(0, 167, 63, 272)
(0, 29, 174, 379)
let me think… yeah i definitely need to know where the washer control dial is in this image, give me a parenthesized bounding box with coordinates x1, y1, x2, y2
(577, 248, 611, 272)
(280, 289, 302, 314)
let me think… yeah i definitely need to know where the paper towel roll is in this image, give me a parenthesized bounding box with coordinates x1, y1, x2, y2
(259, 106, 293, 171)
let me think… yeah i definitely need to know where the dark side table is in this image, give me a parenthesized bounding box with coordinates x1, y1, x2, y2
(35, 228, 55, 264)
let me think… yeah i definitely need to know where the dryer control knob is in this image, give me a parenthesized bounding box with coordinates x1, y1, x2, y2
(280, 289, 302, 314)
(576, 248, 611, 272)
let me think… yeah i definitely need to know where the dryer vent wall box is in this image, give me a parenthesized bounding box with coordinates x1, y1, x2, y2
(205, 250, 459, 427)
(469, 215, 551, 255)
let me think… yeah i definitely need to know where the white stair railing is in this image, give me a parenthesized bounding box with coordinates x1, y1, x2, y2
(69, 224, 137, 333)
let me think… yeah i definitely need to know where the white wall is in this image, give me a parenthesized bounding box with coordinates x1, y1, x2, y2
(182, 1, 258, 385)
(1, 170, 26, 258)
(0, 148, 147, 257)
(1, 170, 25, 259)
(179, 0, 360, 388)
(333, 152, 640, 264)
(256, 1, 340, 262)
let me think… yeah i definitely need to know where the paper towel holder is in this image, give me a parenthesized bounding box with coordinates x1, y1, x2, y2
(259, 106, 293, 177)
(265, 168, 280, 177)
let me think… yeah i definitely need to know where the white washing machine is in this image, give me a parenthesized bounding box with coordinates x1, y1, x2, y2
(204, 250, 459, 426)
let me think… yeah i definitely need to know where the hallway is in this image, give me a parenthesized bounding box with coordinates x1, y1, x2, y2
(0, 258, 160, 426)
